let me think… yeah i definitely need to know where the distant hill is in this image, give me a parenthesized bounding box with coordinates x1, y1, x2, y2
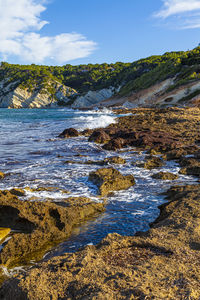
(1, 47, 200, 108)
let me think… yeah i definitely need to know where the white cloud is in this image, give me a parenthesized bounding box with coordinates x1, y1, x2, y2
(155, 0, 200, 28)
(0, 0, 97, 64)
(155, 0, 200, 18)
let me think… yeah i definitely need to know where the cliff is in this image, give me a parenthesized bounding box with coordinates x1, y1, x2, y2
(1, 47, 200, 108)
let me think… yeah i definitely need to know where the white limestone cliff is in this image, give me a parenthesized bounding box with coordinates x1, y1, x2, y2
(72, 88, 115, 108)
(0, 80, 77, 108)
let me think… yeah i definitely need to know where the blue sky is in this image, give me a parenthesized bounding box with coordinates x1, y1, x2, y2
(1, 0, 200, 65)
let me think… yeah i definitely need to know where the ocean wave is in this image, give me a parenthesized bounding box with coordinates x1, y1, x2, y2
(77, 114, 116, 129)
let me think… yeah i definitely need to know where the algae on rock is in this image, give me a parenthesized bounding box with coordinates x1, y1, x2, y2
(0, 190, 105, 268)
(89, 167, 135, 196)
(152, 172, 178, 180)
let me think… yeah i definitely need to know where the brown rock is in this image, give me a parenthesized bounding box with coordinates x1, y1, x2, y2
(0, 190, 104, 267)
(0, 228, 11, 241)
(0, 172, 5, 179)
(89, 167, 135, 196)
(9, 188, 26, 196)
(58, 128, 79, 138)
(152, 172, 178, 180)
(179, 166, 200, 177)
(103, 138, 125, 151)
(139, 156, 164, 169)
(88, 129, 110, 144)
(178, 157, 200, 177)
(104, 156, 126, 164)
(2, 185, 200, 300)
(81, 128, 93, 136)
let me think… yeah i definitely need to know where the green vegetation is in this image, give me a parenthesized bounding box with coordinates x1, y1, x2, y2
(1, 47, 200, 99)
(0, 61, 130, 95)
(119, 48, 200, 96)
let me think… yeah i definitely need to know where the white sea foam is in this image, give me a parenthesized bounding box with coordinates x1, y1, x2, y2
(75, 114, 116, 129)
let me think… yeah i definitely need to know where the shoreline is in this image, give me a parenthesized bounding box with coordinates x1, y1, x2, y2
(0, 106, 199, 299)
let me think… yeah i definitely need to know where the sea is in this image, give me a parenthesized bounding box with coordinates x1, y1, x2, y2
(0, 108, 197, 260)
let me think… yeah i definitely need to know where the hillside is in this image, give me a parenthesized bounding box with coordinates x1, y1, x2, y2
(1, 47, 200, 108)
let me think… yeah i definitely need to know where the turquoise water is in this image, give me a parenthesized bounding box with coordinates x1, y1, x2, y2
(0, 108, 196, 258)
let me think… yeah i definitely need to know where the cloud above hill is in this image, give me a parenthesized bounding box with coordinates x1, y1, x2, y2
(0, 0, 97, 64)
(155, 0, 200, 28)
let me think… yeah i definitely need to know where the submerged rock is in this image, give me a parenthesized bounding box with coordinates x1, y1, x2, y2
(0, 190, 104, 267)
(139, 156, 164, 169)
(58, 128, 79, 138)
(152, 172, 178, 180)
(89, 167, 135, 196)
(103, 156, 126, 165)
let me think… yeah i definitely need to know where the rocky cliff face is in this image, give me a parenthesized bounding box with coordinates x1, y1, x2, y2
(0, 79, 79, 109)
(1, 75, 200, 109)
(72, 87, 115, 108)
(0, 78, 116, 109)
(97, 78, 200, 108)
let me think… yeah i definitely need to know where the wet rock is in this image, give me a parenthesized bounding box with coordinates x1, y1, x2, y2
(103, 156, 126, 165)
(3, 184, 200, 300)
(89, 167, 135, 196)
(152, 172, 178, 180)
(58, 128, 79, 138)
(105, 127, 119, 136)
(25, 186, 70, 194)
(81, 128, 93, 136)
(0, 172, 5, 180)
(103, 137, 125, 151)
(179, 157, 200, 168)
(139, 156, 164, 169)
(88, 129, 110, 144)
(61, 190, 70, 195)
(0, 228, 11, 241)
(9, 188, 26, 196)
(178, 157, 200, 177)
(25, 186, 60, 192)
(148, 149, 162, 156)
(179, 166, 200, 177)
(163, 148, 186, 161)
(97, 107, 200, 154)
(0, 190, 104, 267)
(64, 159, 104, 166)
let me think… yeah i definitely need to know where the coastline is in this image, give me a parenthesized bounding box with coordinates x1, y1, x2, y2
(0, 106, 199, 299)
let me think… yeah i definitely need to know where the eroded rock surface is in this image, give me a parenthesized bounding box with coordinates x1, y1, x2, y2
(103, 156, 126, 165)
(2, 184, 200, 300)
(88, 107, 200, 154)
(138, 156, 164, 170)
(178, 156, 200, 177)
(88, 129, 110, 144)
(58, 128, 79, 138)
(0, 190, 104, 268)
(89, 167, 135, 196)
(152, 172, 178, 180)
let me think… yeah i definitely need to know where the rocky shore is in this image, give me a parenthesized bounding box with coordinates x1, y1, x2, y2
(0, 107, 199, 299)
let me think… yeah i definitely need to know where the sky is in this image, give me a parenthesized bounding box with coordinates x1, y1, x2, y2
(1, 0, 200, 65)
